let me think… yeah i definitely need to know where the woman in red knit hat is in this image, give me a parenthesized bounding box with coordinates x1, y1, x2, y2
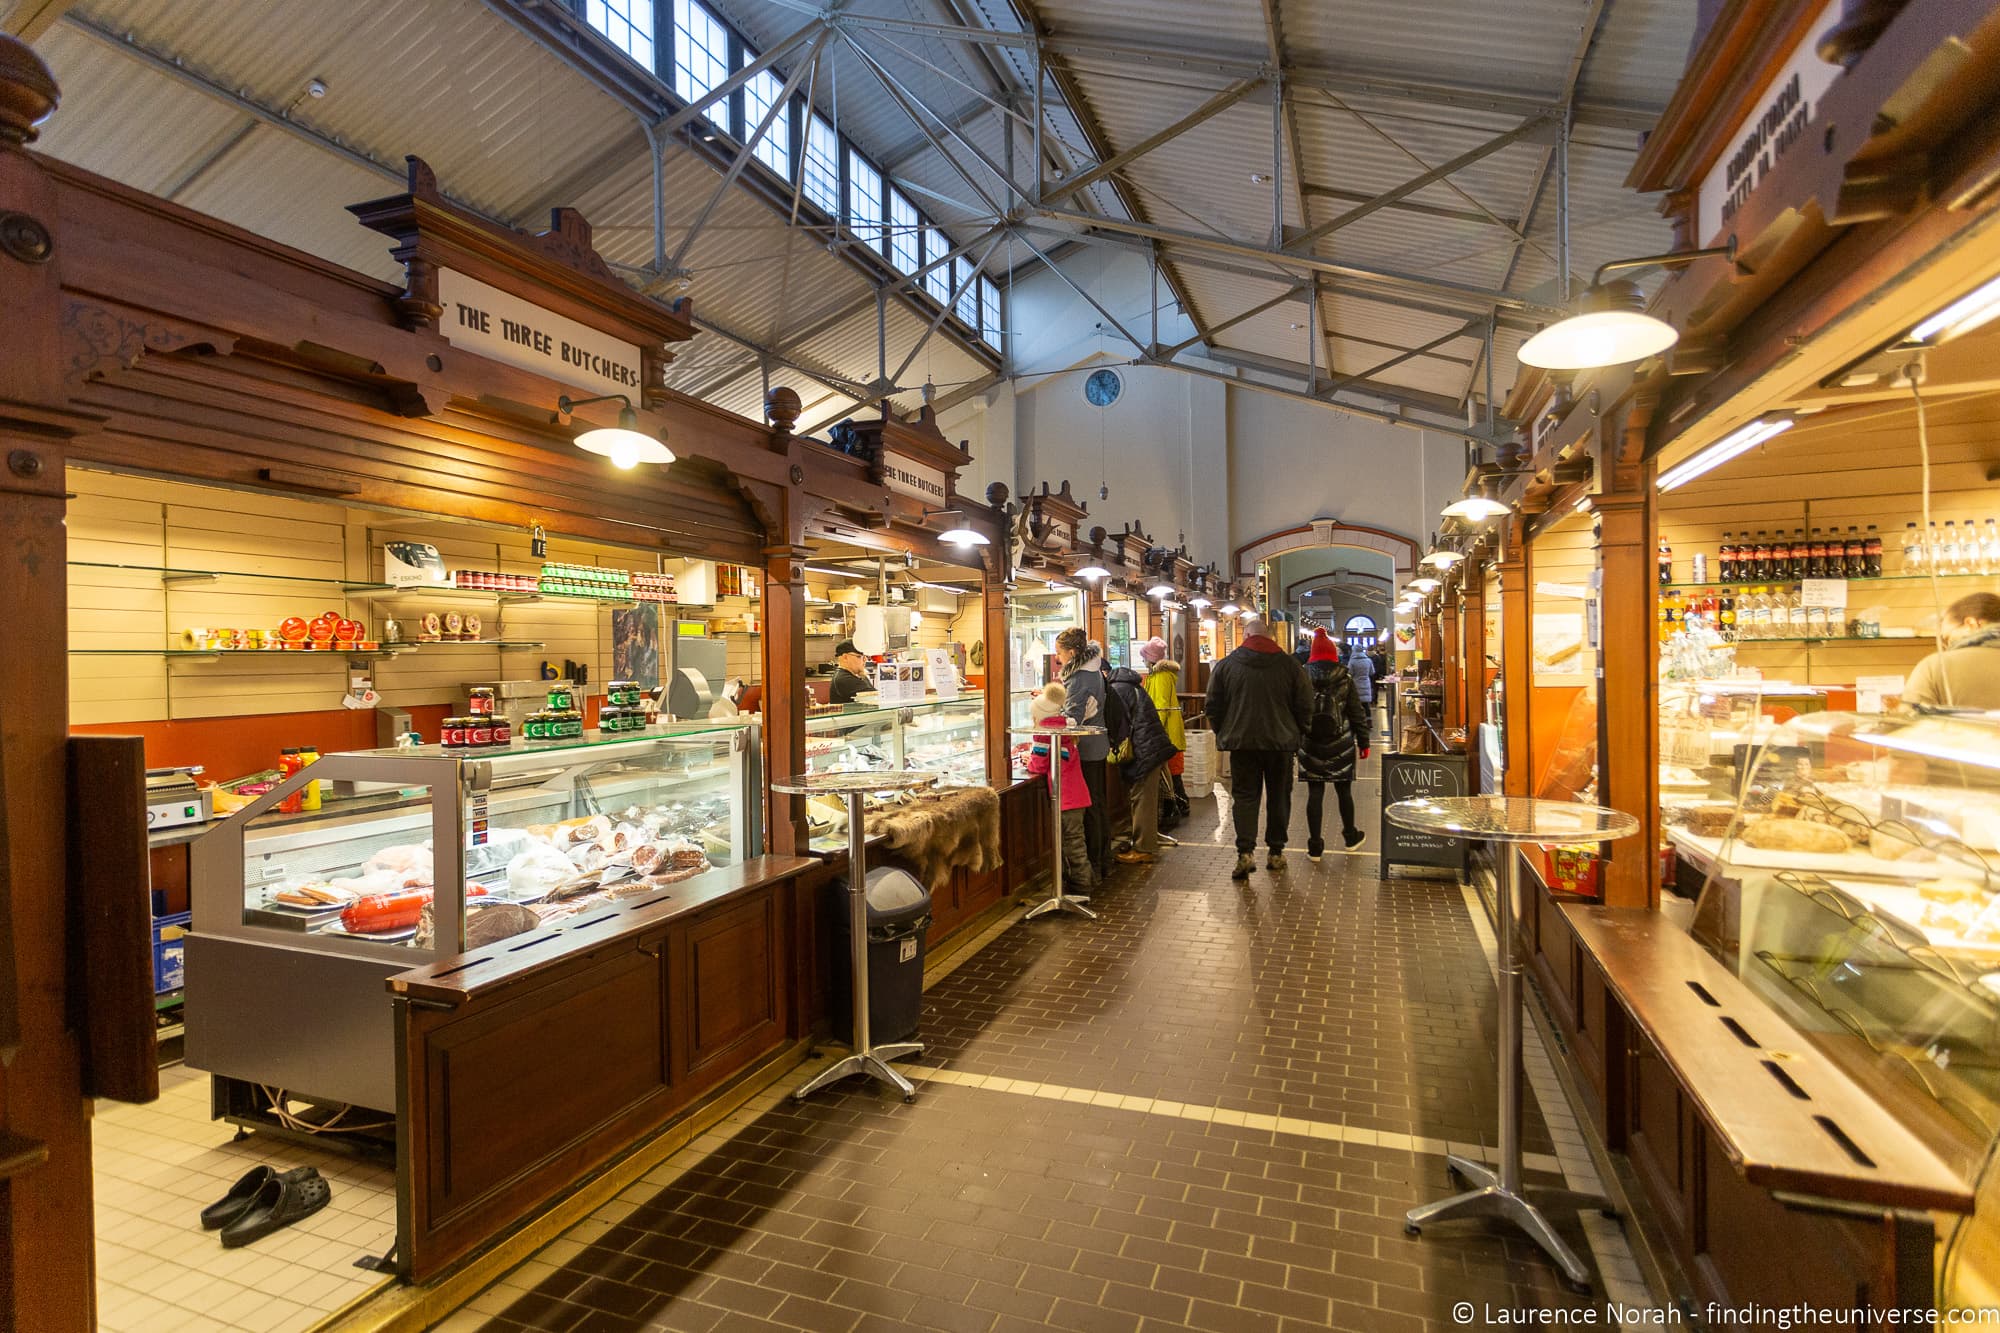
(1299, 628, 1370, 860)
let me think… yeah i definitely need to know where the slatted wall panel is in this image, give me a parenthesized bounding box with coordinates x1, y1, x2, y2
(1531, 512, 1598, 681)
(66, 468, 705, 723)
(1656, 394, 2000, 686)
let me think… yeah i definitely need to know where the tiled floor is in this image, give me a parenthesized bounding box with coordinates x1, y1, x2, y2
(94, 1065, 396, 1331)
(448, 769, 1658, 1333)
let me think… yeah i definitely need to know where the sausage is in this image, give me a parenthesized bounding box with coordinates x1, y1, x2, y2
(339, 886, 486, 934)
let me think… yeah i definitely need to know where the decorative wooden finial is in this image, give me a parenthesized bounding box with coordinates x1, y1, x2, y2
(765, 385, 802, 432)
(0, 35, 59, 148)
(985, 482, 1010, 507)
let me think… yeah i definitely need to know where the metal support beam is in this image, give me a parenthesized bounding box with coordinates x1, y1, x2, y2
(887, 234, 1007, 392)
(1041, 76, 1266, 204)
(1156, 283, 1306, 358)
(1321, 322, 1480, 395)
(1009, 230, 1149, 353)
(1285, 116, 1556, 253)
(667, 31, 827, 273)
(1197, 346, 1473, 418)
(656, 20, 822, 140)
(818, 12, 1660, 132)
(1025, 211, 1561, 315)
(1301, 184, 1518, 230)
(840, 31, 1007, 216)
(842, 35, 1028, 209)
(1167, 359, 1491, 444)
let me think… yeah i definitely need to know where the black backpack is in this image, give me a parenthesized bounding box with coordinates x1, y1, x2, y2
(1101, 679, 1131, 748)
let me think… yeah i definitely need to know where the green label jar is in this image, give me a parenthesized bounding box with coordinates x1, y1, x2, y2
(547, 685, 574, 711)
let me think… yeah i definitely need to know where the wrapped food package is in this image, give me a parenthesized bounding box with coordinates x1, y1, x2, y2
(507, 843, 577, 899)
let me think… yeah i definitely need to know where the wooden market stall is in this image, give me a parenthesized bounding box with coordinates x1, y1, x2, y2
(1432, 0, 2000, 1313)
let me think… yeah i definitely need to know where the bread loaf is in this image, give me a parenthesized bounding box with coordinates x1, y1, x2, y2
(1741, 817, 1851, 855)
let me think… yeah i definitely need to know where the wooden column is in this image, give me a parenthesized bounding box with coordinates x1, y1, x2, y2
(0, 38, 95, 1328)
(1440, 595, 1463, 730)
(982, 560, 1010, 785)
(1498, 522, 1533, 798)
(1595, 398, 1663, 909)
(1086, 581, 1107, 646)
(761, 542, 810, 856)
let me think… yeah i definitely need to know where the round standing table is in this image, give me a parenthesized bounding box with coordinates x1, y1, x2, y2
(1008, 724, 1106, 920)
(773, 770, 939, 1102)
(1382, 795, 1640, 1289)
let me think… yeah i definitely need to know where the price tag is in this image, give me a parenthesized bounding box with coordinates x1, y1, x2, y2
(1855, 674, 1907, 715)
(1800, 578, 1848, 608)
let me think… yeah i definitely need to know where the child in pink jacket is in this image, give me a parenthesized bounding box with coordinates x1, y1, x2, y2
(1020, 683, 1096, 890)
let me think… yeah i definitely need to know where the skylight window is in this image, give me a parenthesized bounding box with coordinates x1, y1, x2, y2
(954, 258, 978, 326)
(980, 277, 1002, 350)
(847, 152, 886, 257)
(889, 191, 920, 272)
(671, 0, 728, 107)
(588, 0, 655, 68)
(924, 228, 952, 304)
(741, 57, 790, 178)
(803, 114, 840, 216)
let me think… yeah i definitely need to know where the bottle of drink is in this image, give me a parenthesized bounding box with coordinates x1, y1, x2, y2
(1865, 525, 1883, 578)
(1752, 531, 1771, 580)
(1719, 533, 1736, 583)
(1807, 528, 1826, 579)
(278, 748, 303, 814)
(1718, 594, 1736, 642)
(1943, 521, 1963, 576)
(1927, 520, 1943, 572)
(1845, 527, 1864, 578)
(1658, 537, 1673, 586)
(1983, 518, 2000, 576)
(298, 744, 322, 812)
(1774, 531, 1793, 581)
(1740, 587, 1763, 639)
(1792, 529, 1809, 580)
(1904, 521, 1924, 574)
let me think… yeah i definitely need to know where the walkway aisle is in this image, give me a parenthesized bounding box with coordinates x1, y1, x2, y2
(454, 832, 1626, 1333)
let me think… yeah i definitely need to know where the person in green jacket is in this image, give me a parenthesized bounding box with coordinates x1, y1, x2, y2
(1139, 637, 1189, 817)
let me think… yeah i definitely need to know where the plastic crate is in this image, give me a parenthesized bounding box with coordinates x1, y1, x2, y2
(153, 912, 190, 994)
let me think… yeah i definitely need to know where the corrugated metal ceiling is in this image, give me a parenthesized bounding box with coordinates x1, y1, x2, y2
(22, 0, 1697, 438)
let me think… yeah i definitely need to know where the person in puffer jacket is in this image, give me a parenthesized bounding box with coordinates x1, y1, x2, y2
(1298, 629, 1371, 860)
(1140, 639, 1189, 818)
(1105, 660, 1180, 861)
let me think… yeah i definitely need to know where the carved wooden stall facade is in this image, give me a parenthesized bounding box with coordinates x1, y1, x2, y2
(0, 37, 1023, 1314)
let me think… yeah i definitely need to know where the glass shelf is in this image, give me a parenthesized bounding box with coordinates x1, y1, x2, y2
(69, 641, 546, 658)
(358, 584, 668, 609)
(69, 561, 391, 591)
(1663, 572, 1985, 591)
(1724, 636, 1928, 646)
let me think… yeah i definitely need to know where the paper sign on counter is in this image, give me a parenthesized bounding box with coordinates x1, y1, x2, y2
(1855, 674, 1907, 714)
(1800, 578, 1848, 608)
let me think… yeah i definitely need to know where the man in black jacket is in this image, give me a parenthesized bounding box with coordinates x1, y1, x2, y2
(1206, 629, 1314, 879)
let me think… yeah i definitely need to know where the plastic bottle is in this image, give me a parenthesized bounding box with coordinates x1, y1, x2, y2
(1926, 521, 1943, 572)
(1983, 518, 2000, 576)
(1864, 526, 1883, 578)
(1904, 522, 1924, 574)
(1657, 537, 1673, 586)
(298, 744, 322, 812)
(1943, 521, 1963, 576)
(278, 748, 303, 814)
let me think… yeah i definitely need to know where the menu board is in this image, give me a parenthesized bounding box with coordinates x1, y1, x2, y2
(1380, 752, 1470, 877)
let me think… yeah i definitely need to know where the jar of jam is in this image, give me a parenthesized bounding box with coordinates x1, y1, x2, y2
(522, 710, 550, 741)
(491, 717, 512, 745)
(441, 717, 469, 748)
(603, 704, 627, 733)
(561, 709, 584, 739)
(547, 684, 574, 711)
(469, 716, 495, 747)
(468, 687, 495, 717)
(606, 679, 643, 707)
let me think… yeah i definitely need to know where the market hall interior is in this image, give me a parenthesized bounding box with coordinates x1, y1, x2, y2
(5, 0, 2000, 1330)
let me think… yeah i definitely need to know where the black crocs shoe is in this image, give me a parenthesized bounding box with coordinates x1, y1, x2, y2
(218, 1168, 332, 1248)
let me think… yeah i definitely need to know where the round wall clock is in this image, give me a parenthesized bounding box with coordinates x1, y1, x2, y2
(1084, 368, 1123, 407)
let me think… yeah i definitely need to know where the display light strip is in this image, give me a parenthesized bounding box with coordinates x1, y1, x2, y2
(1655, 417, 1794, 492)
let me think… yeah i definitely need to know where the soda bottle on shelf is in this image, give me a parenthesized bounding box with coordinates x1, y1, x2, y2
(1657, 537, 1673, 586)
(1772, 531, 1792, 581)
(1752, 531, 1771, 580)
(1844, 527, 1864, 578)
(1864, 526, 1883, 578)
(1791, 529, 1809, 580)
(1719, 533, 1736, 583)
(1718, 594, 1736, 642)
(1806, 528, 1826, 579)
(1982, 518, 2000, 576)
(1903, 522, 1924, 574)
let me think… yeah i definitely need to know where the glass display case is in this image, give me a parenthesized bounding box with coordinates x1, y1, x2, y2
(187, 721, 760, 1110)
(1008, 584, 1082, 699)
(1683, 709, 2000, 1189)
(802, 696, 987, 851)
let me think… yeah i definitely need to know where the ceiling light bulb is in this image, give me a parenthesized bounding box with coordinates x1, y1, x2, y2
(1075, 565, 1110, 581)
(572, 403, 674, 468)
(1219, 603, 1240, 616)
(1147, 583, 1173, 597)
(940, 527, 990, 546)
(1441, 489, 1511, 521)
(1189, 596, 1210, 609)
(1518, 280, 1679, 370)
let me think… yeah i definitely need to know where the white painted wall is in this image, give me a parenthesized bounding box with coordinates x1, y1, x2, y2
(963, 247, 1475, 577)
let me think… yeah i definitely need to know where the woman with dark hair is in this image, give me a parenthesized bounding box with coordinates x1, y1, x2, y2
(1055, 627, 1114, 879)
(1906, 592, 2000, 709)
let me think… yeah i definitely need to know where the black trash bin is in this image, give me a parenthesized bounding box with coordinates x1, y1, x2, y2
(831, 865, 932, 1046)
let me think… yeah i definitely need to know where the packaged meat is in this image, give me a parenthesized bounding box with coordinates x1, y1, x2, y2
(507, 843, 576, 899)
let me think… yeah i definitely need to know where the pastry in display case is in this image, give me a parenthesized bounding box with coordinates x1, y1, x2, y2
(187, 722, 760, 1115)
(803, 696, 987, 851)
(1683, 709, 2000, 1179)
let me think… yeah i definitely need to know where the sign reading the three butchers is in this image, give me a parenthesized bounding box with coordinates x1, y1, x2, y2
(437, 268, 643, 399)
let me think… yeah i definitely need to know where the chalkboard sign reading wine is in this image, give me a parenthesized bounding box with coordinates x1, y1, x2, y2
(1380, 752, 1470, 876)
